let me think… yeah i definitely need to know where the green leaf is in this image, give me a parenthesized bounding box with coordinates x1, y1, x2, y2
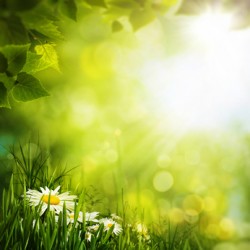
(35, 44, 60, 71)
(21, 51, 43, 74)
(0, 73, 15, 90)
(22, 44, 60, 73)
(129, 8, 156, 31)
(20, 6, 64, 42)
(0, 82, 10, 108)
(6, 0, 42, 11)
(0, 52, 8, 73)
(0, 15, 29, 46)
(12, 72, 49, 102)
(1, 44, 29, 76)
(60, 0, 78, 21)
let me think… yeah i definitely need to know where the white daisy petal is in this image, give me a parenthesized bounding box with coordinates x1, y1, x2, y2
(85, 212, 99, 223)
(24, 186, 77, 216)
(99, 218, 123, 235)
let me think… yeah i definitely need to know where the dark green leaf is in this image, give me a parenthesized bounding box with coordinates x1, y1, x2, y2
(6, 0, 42, 11)
(1, 44, 29, 76)
(0, 52, 8, 73)
(12, 72, 49, 102)
(0, 73, 15, 90)
(21, 51, 43, 74)
(0, 82, 10, 108)
(20, 6, 63, 42)
(0, 15, 29, 46)
(60, 0, 77, 21)
(112, 20, 123, 32)
(129, 9, 156, 31)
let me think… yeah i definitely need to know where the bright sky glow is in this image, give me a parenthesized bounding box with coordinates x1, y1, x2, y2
(139, 14, 250, 132)
(191, 11, 232, 46)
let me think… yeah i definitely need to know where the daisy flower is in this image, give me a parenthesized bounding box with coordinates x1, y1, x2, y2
(67, 211, 99, 224)
(25, 186, 77, 215)
(85, 212, 99, 223)
(85, 231, 92, 242)
(87, 224, 99, 232)
(99, 217, 123, 235)
(67, 211, 82, 224)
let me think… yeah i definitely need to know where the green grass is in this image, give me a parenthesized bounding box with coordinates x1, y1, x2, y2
(0, 143, 220, 249)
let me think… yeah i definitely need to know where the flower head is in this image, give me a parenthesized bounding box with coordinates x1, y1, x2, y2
(99, 217, 123, 235)
(67, 211, 99, 224)
(85, 231, 92, 242)
(25, 186, 77, 215)
(85, 212, 99, 223)
(87, 224, 99, 232)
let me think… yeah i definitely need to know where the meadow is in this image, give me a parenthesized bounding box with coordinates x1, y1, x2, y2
(1, 0, 250, 249)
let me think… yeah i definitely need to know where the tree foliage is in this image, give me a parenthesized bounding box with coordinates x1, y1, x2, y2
(0, 0, 183, 108)
(0, 0, 248, 108)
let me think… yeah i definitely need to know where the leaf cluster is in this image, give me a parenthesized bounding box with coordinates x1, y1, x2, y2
(0, 0, 182, 108)
(0, 0, 67, 108)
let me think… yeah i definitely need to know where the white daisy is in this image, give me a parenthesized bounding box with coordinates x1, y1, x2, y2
(85, 231, 92, 242)
(85, 212, 99, 223)
(25, 186, 77, 215)
(99, 217, 123, 235)
(67, 211, 99, 224)
(87, 224, 99, 232)
(67, 211, 83, 224)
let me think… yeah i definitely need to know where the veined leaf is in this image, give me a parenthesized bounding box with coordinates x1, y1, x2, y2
(0, 73, 15, 90)
(22, 44, 60, 73)
(0, 82, 10, 108)
(60, 0, 78, 21)
(12, 72, 49, 102)
(20, 6, 64, 42)
(0, 15, 29, 46)
(35, 44, 60, 72)
(1, 44, 30, 76)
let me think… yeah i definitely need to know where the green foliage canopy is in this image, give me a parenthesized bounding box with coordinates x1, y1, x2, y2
(0, 0, 182, 108)
(0, 0, 249, 108)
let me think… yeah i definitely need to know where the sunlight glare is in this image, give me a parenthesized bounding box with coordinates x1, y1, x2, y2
(139, 24, 250, 132)
(191, 11, 233, 46)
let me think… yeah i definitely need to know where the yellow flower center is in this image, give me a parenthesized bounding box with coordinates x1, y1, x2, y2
(107, 223, 113, 228)
(42, 194, 60, 205)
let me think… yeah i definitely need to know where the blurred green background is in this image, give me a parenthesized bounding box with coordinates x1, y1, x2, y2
(1, 1, 250, 242)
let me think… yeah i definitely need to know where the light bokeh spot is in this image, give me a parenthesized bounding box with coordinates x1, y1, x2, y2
(153, 171, 174, 192)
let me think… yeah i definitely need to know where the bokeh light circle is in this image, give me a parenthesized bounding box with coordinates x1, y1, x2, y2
(153, 171, 174, 192)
